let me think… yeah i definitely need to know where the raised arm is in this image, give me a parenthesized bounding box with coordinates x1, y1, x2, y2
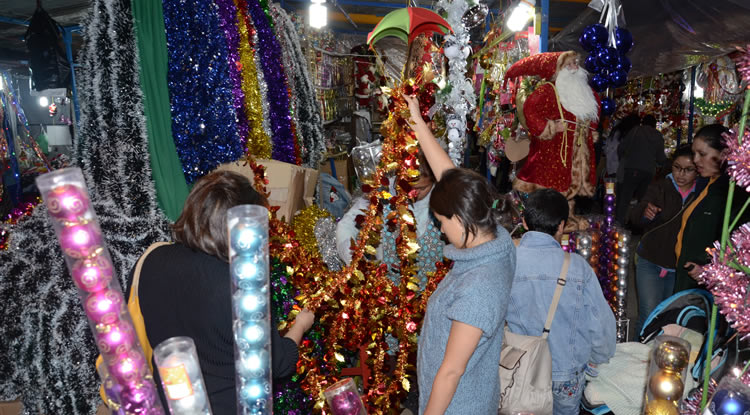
(403, 94, 455, 181)
(423, 320, 483, 414)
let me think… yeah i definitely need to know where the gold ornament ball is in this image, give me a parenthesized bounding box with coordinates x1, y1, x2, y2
(648, 370, 684, 401)
(654, 341, 690, 372)
(644, 399, 678, 415)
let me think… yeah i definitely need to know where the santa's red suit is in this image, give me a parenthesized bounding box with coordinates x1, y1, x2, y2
(505, 52, 600, 199)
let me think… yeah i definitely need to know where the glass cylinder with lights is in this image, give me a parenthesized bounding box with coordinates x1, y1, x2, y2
(643, 335, 691, 414)
(153, 337, 213, 414)
(35, 167, 164, 415)
(228, 205, 272, 414)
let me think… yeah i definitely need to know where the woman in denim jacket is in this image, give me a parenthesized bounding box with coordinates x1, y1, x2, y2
(505, 189, 616, 415)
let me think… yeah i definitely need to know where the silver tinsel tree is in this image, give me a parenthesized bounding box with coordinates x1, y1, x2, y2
(0, 0, 170, 413)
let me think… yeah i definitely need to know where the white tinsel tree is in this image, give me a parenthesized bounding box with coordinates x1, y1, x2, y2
(435, 0, 476, 166)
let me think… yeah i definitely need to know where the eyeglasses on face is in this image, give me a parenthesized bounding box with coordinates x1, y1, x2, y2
(672, 165, 696, 174)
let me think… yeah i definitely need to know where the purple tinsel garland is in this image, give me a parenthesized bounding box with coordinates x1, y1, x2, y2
(215, 0, 250, 147)
(246, 0, 297, 164)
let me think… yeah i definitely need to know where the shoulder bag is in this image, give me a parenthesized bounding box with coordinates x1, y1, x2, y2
(498, 252, 570, 415)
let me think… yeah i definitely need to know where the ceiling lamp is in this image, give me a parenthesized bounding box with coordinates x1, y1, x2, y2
(309, 0, 328, 29)
(39, 96, 49, 107)
(506, 0, 535, 32)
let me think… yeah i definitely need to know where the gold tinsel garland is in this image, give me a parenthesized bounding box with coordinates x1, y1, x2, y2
(291, 205, 331, 256)
(250, 75, 450, 413)
(234, 0, 273, 159)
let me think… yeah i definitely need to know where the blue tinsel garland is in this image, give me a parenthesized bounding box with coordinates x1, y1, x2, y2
(163, 0, 245, 183)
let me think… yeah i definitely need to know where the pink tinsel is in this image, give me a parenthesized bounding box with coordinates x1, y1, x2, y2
(735, 44, 750, 86)
(695, 224, 750, 339)
(679, 379, 718, 415)
(723, 129, 750, 193)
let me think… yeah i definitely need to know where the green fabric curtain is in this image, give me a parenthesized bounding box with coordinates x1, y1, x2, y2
(132, 0, 189, 221)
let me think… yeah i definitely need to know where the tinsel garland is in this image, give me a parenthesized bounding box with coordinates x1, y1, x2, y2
(679, 379, 718, 414)
(315, 216, 344, 272)
(163, 0, 245, 182)
(0, 0, 171, 413)
(234, 0, 273, 159)
(695, 224, 750, 339)
(435, 0, 475, 165)
(268, 79, 451, 413)
(270, 4, 326, 168)
(270, 256, 324, 414)
(724, 129, 750, 192)
(0, 89, 7, 163)
(246, 0, 299, 164)
(734, 44, 750, 87)
(0, 195, 40, 251)
(291, 205, 331, 256)
(215, 0, 251, 152)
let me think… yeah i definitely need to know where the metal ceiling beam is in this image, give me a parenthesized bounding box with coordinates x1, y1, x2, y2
(330, 12, 383, 26)
(0, 16, 30, 26)
(328, 0, 359, 29)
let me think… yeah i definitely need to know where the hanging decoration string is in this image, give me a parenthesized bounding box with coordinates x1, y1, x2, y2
(216, 0, 251, 153)
(246, 0, 300, 164)
(234, 0, 273, 159)
(163, 0, 245, 182)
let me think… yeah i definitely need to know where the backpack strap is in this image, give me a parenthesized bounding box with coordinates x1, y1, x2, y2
(129, 242, 171, 367)
(542, 252, 570, 339)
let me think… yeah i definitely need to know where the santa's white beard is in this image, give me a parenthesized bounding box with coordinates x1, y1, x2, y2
(555, 68, 599, 122)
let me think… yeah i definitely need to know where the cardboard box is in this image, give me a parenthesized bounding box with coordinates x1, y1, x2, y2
(216, 159, 319, 223)
(0, 400, 21, 415)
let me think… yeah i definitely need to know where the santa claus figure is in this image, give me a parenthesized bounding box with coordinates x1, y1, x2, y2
(504, 51, 600, 230)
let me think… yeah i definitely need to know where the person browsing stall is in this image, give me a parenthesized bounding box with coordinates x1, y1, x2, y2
(629, 145, 698, 333)
(505, 189, 616, 415)
(129, 171, 315, 414)
(674, 124, 750, 292)
(404, 94, 516, 415)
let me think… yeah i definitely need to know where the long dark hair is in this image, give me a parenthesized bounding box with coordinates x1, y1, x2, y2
(429, 168, 499, 247)
(173, 170, 266, 261)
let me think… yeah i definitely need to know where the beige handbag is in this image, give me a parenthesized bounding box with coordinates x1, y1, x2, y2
(498, 252, 570, 415)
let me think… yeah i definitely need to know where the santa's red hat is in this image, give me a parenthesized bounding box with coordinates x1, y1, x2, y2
(504, 51, 577, 85)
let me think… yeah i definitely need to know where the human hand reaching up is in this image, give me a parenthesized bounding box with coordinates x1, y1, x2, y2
(403, 94, 425, 126)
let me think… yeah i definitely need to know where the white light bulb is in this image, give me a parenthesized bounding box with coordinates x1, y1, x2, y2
(39, 96, 49, 107)
(506, 0, 534, 32)
(243, 325, 264, 343)
(309, 2, 327, 29)
(241, 294, 261, 312)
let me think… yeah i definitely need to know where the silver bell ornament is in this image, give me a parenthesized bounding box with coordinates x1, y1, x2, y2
(461, 3, 489, 29)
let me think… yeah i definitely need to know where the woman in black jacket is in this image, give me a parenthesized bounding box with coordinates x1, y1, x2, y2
(629, 145, 698, 333)
(130, 171, 314, 414)
(674, 124, 750, 293)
